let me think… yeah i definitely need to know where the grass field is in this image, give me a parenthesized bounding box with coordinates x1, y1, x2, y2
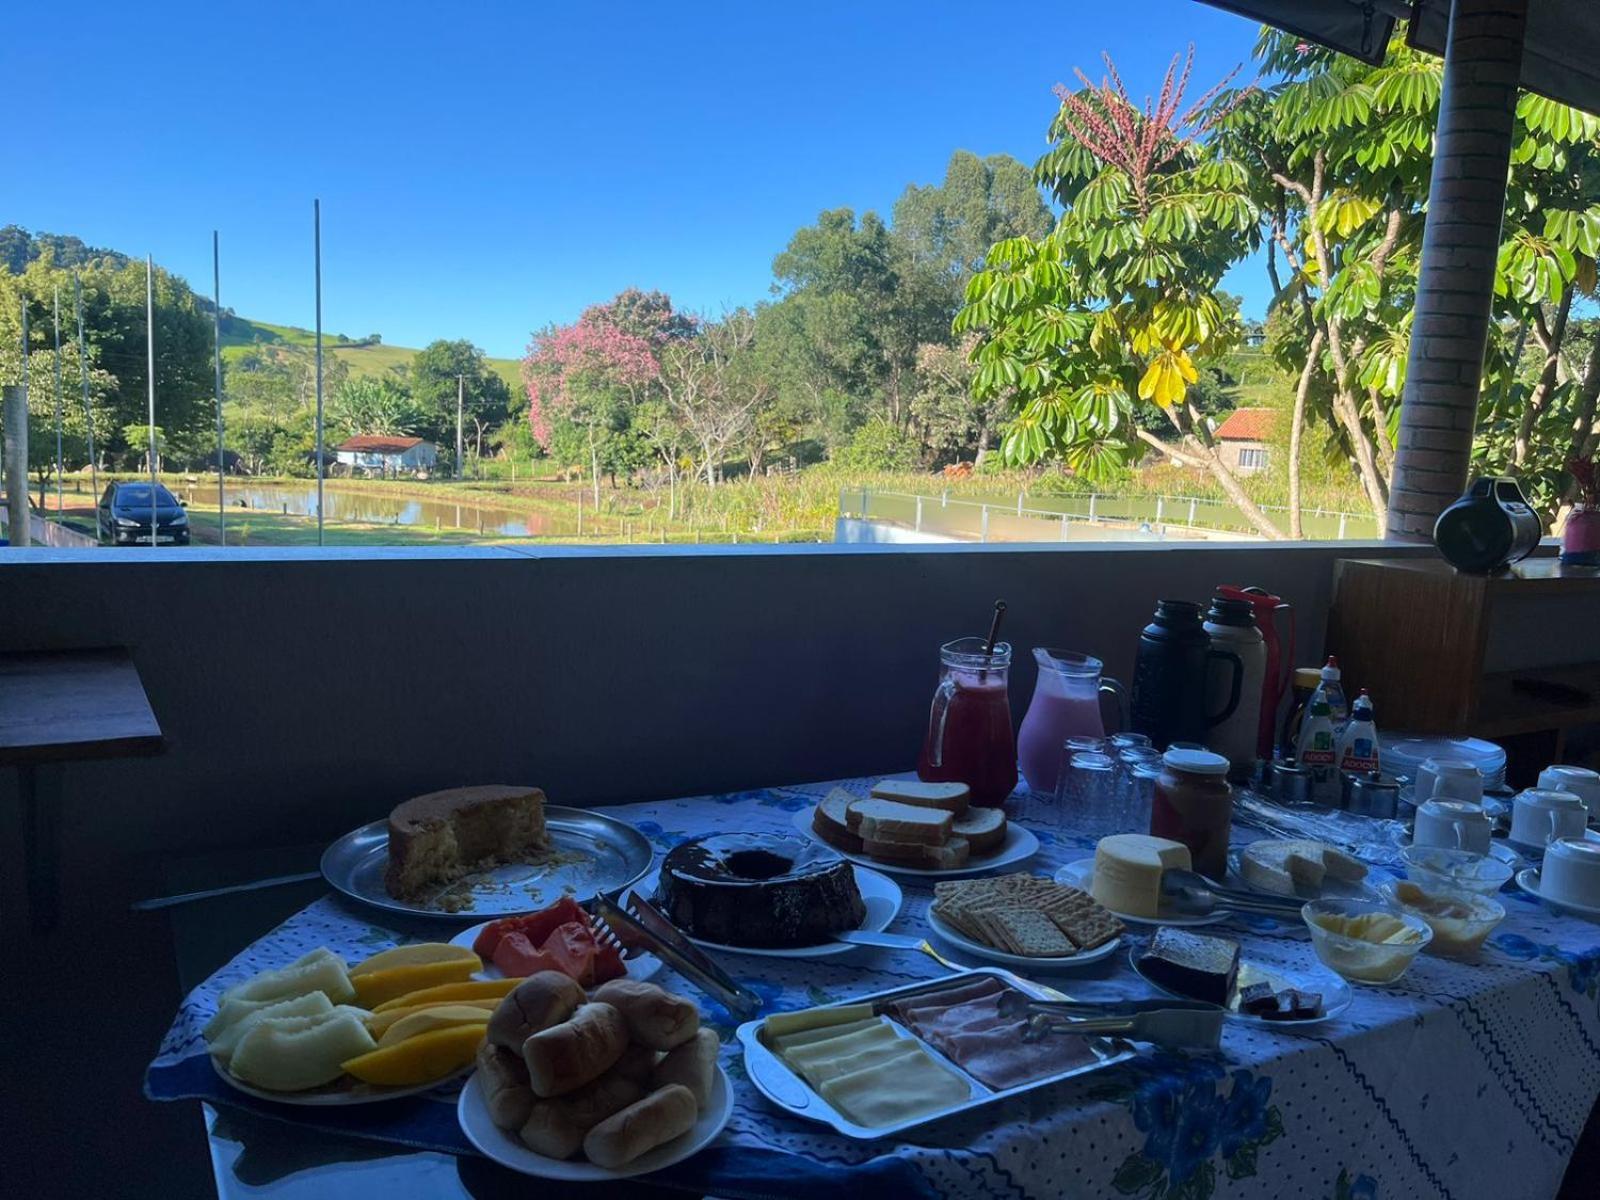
(218, 315, 521, 392)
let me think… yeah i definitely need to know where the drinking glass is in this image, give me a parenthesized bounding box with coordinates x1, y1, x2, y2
(1065, 735, 1108, 754)
(1125, 762, 1164, 832)
(1110, 732, 1153, 752)
(1056, 751, 1119, 838)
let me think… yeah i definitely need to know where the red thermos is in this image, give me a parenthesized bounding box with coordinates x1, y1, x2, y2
(1215, 585, 1294, 761)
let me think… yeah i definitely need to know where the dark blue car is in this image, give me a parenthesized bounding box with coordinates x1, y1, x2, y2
(98, 481, 191, 545)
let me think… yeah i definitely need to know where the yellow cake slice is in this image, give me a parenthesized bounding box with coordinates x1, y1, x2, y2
(384, 785, 548, 901)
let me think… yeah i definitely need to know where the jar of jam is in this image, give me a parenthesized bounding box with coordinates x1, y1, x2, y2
(1150, 748, 1233, 880)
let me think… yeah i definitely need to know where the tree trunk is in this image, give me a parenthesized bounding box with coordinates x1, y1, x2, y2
(974, 406, 995, 468)
(587, 428, 600, 508)
(1288, 328, 1325, 539)
(1192, 439, 1286, 539)
(1517, 290, 1574, 467)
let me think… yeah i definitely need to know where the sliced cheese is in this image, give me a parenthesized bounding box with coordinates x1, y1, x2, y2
(763, 1004, 873, 1039)
(1091, 835, 1191, 919)
(770, 1017, 881, 1052)
(798, 1039, 924, 1087)
(782, 1023, 902, 1078)
(817, 1046, 972, 1127)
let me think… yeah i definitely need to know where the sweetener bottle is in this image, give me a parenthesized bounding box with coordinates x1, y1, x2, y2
(1296, 698, 1340, 805)
(1336, 690, 1380, 776)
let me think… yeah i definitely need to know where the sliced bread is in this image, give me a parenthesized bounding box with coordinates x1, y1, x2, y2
(868, 779, 970, 815)
(813, 789, 864, 853)
(863, 834, 971, 869)
(952, 807, 1007, 856)
(851, 799, 954, 846)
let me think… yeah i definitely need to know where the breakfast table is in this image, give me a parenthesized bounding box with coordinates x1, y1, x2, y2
(147, 775, 1600, 1200)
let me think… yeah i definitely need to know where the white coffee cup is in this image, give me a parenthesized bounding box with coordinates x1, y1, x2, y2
(1509, 788, 1590, 849)
(1415, 757, 1484, 805)
(1537, 765, 1600, 821)
(1413, 798, 1493, 855)
(1539, 837, 1600, 908)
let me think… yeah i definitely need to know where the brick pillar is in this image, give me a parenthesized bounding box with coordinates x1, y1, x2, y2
(1386, 0, 1528, 542)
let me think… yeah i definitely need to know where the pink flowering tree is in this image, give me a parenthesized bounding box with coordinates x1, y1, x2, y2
(524, 307, 660, 505)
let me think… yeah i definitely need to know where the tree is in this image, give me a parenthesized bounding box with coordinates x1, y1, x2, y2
(410, 339, 512, 466)
(909, 337, 1001, 466)
(957, 48, 1281, 535)
(657, 310, 771, 485)
(330, 377, 425, 440)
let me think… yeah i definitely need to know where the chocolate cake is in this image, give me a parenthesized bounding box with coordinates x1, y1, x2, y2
(1137, 928, 1240, 1007)
(655, 833, 866, 948)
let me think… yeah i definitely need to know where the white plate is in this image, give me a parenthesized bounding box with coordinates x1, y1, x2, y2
(925, 907, 1121, 969)
(1129, 946, 1353, 1027)
(449, 920, 661, 984)
(210, 1055, 469, 1106)
(640, 864, 903, 960)
(457, 1064, 732, 1180)
(1226, 847, 1377, 903)
(1515, 867, 1600, 920)
(789, 805, 1038, 877)
(1054, 858, 1229, 927)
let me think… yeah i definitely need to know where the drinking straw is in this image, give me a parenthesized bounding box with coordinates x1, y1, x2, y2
(981, 600, 1007, 680)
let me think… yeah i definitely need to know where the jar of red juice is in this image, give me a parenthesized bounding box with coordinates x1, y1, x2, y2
(917, 637, 1017, 807)
(1150, 747, 1233, 879)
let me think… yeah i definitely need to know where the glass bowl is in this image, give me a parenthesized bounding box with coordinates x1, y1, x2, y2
(1301, 898, 1432, 984)
(1380, 880, 1505, 960)
(1401, 845, 1512, 896)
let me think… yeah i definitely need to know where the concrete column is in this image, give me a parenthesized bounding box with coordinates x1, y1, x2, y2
(4, 385, 29, 546)
(1387, 0, 1529, 541)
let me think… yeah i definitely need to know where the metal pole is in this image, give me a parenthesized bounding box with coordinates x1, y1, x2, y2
(456, 374, 464, 480)
(74, 276, 99, 543)
(3, 386, 27, 545)
(213, 230, 225, 544)
(313, 200, 325, 545)
(52, 287, 63, 520)
(146, 256, 158, 547)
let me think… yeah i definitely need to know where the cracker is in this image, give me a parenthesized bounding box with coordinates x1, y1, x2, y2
(986, 908, 1078, 956)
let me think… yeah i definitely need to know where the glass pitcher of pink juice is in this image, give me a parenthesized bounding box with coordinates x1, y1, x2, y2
(917, 637, 1017, 808)
(1016, 649, 1127, 794)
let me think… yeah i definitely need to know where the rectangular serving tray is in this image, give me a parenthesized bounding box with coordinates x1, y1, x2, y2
(735, 967, 1138, 1140)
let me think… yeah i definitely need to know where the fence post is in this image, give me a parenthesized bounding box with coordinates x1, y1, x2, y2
(915, 495, 923, 531)
(1338, 512, 1348, 539)
(4, 386, 28, 547)
(980, 505, 990, 542)
(941, 489, 949, 508)
(1088, 494, 1097, 522)
(1060, 514, 1069, 542)
(1016, 492, 1024, 516)
(861, 487, 869, 517)
(1188, 498, 1197, 525)
(1155, 496, 1165, 524)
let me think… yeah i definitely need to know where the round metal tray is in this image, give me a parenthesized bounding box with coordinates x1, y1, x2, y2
(320, 805, 654, 921)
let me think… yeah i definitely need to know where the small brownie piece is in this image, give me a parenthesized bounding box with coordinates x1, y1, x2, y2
(1237, 982, 1277, 1015)
(1137, 928, 1240, 1007)
(1262, 988, 1324, 1021)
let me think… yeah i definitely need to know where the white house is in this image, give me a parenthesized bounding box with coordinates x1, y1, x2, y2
(333, 435, 438, 474)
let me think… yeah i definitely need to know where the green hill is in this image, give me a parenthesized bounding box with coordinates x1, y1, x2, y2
(219, 315, 521, 392)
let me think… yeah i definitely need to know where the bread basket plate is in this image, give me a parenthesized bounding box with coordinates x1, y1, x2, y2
(638, 864, 904, 960)
(457, 1063, 732, 1180)
(1226, 847, 1378, 903)
(1054, 859, 1230, 927)
(789, 806, 1039, 877)
(210, 1055, 470, 1106)
(449, 920, 662, 984)
(925, 907, 1121, 969)
(321, 807, 654, 921)
(1128, 945, 1353, 1027)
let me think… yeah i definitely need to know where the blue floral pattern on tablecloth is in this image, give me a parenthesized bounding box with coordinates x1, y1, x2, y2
(146, 777, 1600, 1199)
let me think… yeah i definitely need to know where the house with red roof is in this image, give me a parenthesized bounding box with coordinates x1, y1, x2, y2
(1211, 408, 1274, 474)
(333, 435, 438, 475)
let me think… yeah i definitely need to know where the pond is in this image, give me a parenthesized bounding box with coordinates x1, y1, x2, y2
(196, 483, 572, 537)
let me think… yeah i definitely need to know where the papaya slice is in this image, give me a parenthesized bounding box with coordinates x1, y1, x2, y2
(350, 943, 480, 978)
(350, 959, 480, 1009)
(370, 977, 519, 1013)
(341, 1022, 487, 1086)
(364, 999, 498, 1039)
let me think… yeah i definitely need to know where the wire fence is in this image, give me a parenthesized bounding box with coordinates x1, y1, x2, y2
(838, 488, 1378, 543)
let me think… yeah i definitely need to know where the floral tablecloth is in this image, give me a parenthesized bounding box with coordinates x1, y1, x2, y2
(147, 777, 1600, 1200)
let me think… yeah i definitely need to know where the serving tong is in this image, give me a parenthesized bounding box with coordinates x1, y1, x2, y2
(1160, 868, 1308, 920)
(584, 890, 765, 1020)
(997, 990, 1224, 1051)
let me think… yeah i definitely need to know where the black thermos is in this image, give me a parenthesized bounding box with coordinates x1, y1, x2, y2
(1130, 599, 1243, 749)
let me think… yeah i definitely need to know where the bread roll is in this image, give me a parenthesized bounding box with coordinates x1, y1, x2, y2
(487, 971, 584, 1052)
(522, 1001, 628, 1097)
(650, 1027, 719, 1109)
(517, 1068, 645, 1159)
(476, 1042, 534, 1131)
(582, 1084, 698, 1169)
(609, 1041, 662, 1083)
(590, 980, 699, 1051)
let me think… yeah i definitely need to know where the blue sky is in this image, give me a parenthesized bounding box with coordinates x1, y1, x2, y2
(2, 1, 1266, 358)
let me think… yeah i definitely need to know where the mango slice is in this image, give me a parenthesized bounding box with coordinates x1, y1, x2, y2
(341, 1022, 487, 1086)
(370, 977, 520, 1013)
(351, 943, 480, 978)
(364, 999, 499, 1038)
(378, 1005, 499, 1048)
(350, 959, 480, 1009)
